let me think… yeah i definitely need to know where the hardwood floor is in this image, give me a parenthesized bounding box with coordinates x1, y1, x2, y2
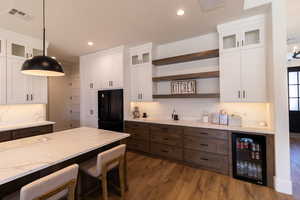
(291, 134, 300, 200)
(83, 151, 294, 200)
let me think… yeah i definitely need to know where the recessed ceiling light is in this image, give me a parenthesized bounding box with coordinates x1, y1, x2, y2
(88, 42, 94, 46)
(177, 9, 185, 16)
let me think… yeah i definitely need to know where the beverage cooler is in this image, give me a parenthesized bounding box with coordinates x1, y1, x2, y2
(232, 133, 267, 186)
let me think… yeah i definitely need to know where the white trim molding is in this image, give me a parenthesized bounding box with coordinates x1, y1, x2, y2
(274, 177, 293, 195)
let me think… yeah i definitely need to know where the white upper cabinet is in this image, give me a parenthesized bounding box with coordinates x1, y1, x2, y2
(2, 30, 48, 105)
(129, 43, 153, 102)
(0, 38, 6, 104)
(6, 57, 31, 104)
(219, 51, 242, 102)
(218, 15, 265, 53)
(30, 76, 48, 104)
(218, 15, 267, 102)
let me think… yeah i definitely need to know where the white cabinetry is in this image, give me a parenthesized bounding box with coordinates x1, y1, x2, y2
(0, 38, 6, 104)
(80, 46, 125, 127)
(130, 43, 153, 102)
(0, 29, 48, 105)
(218, 15, 267, 102)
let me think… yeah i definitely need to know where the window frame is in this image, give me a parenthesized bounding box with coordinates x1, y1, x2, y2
(288, 67, 300, 112)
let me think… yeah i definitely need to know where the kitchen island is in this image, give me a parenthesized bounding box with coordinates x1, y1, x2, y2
(0, 127, 130, 196)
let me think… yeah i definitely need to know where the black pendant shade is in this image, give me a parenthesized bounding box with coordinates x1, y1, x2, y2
(293, 51, 300, 59)
(21, 0, 64, 77)
(22, 56, 64, 76)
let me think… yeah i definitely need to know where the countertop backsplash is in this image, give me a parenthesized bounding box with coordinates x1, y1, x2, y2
(0, 104, 46, 126)
(130, 101, 271, 129)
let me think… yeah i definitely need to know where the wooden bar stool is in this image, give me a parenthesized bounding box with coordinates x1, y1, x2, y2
(79, 144, 126, 200)
(3, 164, 79, 200)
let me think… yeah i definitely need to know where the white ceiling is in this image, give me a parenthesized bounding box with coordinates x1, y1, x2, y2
(0, 0, 268, 63)
(287, 0, 300, 44)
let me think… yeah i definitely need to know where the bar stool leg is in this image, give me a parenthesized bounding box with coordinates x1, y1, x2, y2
(101, 171, 108, 200)
(124, 153, 128, 191)
(119, 158, 125, 200)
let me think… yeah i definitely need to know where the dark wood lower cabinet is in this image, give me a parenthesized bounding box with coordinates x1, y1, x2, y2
(126, 138, 150, 153)
(184, 149, 229, 174)
(150, 142, 183, 161)
(0, 124, 54, 142)
(125, 121, 275, 188)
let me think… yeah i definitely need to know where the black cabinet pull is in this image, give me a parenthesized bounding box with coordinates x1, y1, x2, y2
(199, 132, 208, 135)
(200, 158, 209, 161)
(200, 144, 209, 147)
(161, 150, 169, 153)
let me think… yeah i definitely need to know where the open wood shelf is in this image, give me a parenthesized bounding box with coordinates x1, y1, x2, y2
(152, 49, 219, 66)
(152, 93, 220, 99)
(152, 71, 219, 82)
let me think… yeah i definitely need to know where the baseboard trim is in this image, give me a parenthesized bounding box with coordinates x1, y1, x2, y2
(274, 176, 293, 195)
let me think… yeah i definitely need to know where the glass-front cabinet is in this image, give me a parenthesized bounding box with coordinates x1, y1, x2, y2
(218, 16, 265, 53)
(220, 32, 240, 53)
(241, 24, 264, 49)
(6, 40, 30, 59)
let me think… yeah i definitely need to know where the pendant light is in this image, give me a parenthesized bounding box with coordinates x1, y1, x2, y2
(21, 0, 64, 76)
(293, 51, 300, 59)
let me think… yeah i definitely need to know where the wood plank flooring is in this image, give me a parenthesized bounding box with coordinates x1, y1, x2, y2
(291, 134, 300, 200)
(83, 151, 294, 200)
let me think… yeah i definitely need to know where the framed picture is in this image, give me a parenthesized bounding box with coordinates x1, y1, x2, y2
(171, 80, 196, 94)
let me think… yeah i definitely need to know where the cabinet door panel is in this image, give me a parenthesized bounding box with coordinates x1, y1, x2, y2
(0, 56, 6, 104)
(241, 24, 264, 50)
(7, 58, 30, 104)
(139, 64, 153, 101)
(241, 47, 266, 102)
(130, 66, 140, 101)
(220, 51, 242, 102)
(31, 76, 48, 104)
(110, 51, 123, 88)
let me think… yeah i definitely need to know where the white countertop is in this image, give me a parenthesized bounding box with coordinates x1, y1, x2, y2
(126, 118, 275, 135)
(0, 127, 130, 185)
(0, 121, 55, 132)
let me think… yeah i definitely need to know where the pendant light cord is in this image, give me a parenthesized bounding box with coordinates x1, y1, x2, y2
(43, 0, 46, 56)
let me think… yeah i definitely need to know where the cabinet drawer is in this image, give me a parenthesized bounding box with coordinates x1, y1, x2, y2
(184, 149, 229, 174)
(125, 122, 150, 141)
(151, 131, 182, 147)
(184, 127, 228, 140)
(150, 142, 183, 161)
(12, 125, 53, 140)
(150, 124, 183, 137)
(127, 139, 149, 153)
(184, 136, 228, 155)
(0, 131, 12, 142)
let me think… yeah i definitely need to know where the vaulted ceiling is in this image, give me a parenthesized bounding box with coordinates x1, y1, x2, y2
(0, 0, 270, 62)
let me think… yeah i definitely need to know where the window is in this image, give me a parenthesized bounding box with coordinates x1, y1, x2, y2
(288, 68, 300, 111)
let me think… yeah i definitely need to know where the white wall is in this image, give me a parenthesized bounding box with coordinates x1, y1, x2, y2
(48, 62, 80, 131)
(0, 104, 46, 125)
(131, 33, 271, 128)
(270, 0, 292, 194)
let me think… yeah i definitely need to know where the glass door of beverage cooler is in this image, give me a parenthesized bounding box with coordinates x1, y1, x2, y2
(232, 133, 267, 186)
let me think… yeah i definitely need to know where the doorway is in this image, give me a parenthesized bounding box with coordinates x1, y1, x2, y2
(288, 67, 300, 133)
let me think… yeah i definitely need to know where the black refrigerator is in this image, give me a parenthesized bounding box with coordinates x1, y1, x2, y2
(98, 89, 124, 132)
(232, 133, 267, 186)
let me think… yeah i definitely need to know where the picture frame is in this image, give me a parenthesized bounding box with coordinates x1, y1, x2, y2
(171, 80, 197, 94)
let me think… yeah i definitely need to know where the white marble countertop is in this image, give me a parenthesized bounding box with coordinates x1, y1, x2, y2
(0, 127, 130, 185)
(0, 121, 56, 132)
(126, 118, 275, 135)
